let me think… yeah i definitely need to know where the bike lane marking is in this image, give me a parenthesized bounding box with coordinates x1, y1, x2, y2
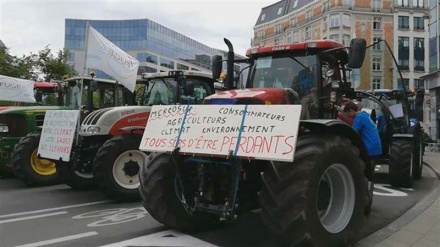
(99, 229, 217, 247)
(0, 200, 111, 218)
(0, 211, 67, 224)
(12, 231, 98, 247)
(72, 207, 149, 227)
(373, 183, 409, 197)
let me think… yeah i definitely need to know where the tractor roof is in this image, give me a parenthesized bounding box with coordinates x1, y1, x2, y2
(142, 70, 213, 79)
(246, 39, 345, 56)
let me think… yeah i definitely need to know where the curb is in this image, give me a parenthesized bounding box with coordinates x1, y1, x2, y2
(356, 160, 440, 247)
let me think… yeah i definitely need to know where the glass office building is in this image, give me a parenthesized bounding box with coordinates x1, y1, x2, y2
(64, 18, 224, 78)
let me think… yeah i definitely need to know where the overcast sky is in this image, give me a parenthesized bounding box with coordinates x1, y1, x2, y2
(0, 0, 276, 58)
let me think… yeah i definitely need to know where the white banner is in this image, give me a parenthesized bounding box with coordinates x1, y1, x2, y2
(38, 110, 80, 162)
(139, 105, 302, 162)
(85, 24, 139, 92)
(0, 75, 36, 103)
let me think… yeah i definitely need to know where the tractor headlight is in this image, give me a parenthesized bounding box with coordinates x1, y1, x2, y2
(0, 124, 8, 133)
(86, 126, 101, 134)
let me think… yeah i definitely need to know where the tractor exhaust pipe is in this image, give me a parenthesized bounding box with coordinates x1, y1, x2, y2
(224, 38, 235, 89)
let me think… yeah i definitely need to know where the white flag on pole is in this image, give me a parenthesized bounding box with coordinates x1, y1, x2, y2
(85, 24, 139, 92)
(0, 75, 36, 103)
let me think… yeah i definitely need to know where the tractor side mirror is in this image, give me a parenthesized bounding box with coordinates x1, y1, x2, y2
(348, 38, 366, 69)
(212, 55, 223, 80)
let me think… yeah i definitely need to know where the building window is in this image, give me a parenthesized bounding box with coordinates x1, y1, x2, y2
(344, 0, 353, 9)
(373, 78, 381, 89)
(137, 52, 158, 64)
(372, 57, 381, 71)
(372, 0, 381, 12)
(293, 31, 299, 42)
(287, 32, 292, 43)
(291, 17, 297, 27)
(398, 16, 409, 29)
(414, 17, 424, 30)
(342, 35, 350, 46)
(160, 57, 174, 69)
(397, 78, 410, 89)
(373, 37, 381, 50)
(323, 17, 328, 30)
(277, 7, 283, 15)
(306, 10, 313, 21)
(330, 14, 340, 28)
(343, 14, 351, 27)
(329, 34, 339, 42)
(373, 17, 381, 30)
(397, 0, 409, 7)
(323, 1, 329, 12)
(414, 79, 424, 89)
(275, 24, 282, 34)
(412, 0, 423, 8)
(177, 63, 189, 70)
(258, 30, 264, 39)
(414, 37, 425, 71)
(305, 27, 311, 40)
(260, 14, 265, 21)
(274, 38, 279, 45)
(398, 36, 410, 70)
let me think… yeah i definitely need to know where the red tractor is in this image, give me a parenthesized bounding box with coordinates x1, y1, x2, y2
(138, 38, 375, 246)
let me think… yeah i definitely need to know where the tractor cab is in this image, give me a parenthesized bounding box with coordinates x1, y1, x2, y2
(207, 39, 366, 121)
(138, 70, 216, 106)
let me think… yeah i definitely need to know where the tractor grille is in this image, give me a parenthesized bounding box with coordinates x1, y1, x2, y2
(35, 114, 45, 126)
(0, 114, 28, 137)
(83, 108, 112, 125)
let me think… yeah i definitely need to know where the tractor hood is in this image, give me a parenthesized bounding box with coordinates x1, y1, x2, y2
(204, 88, 289, 105)
(80, 105, 152, 137)
(0, 106, 69, 115)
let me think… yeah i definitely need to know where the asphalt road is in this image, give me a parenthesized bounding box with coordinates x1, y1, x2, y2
(0, 160, 438, 247)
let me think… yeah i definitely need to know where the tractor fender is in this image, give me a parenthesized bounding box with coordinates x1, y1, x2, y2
(300, 119, 373, 181)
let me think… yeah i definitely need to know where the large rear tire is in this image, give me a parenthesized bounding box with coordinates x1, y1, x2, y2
(139, 152, 219, 232)
(94, 134, 147, 202)
(389, 139, 413, 188)
(258, 135, 369, 247)
(11, 132, 59, 186)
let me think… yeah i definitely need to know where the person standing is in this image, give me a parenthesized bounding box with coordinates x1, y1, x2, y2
(343, 101, 382, 157)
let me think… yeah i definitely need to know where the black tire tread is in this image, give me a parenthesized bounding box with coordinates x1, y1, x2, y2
(11, 132, 59, 186)
(389, 139, 413, 188)
(258, 134, 369, 247)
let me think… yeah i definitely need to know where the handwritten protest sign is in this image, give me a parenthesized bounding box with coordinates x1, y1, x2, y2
(38, 110, 80, 162)
(139, 105, 302, 162)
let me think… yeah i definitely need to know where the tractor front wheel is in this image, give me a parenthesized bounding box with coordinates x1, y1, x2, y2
(94, 134, 147, 202)
(56, 147, 95, 191)
(258, 135, 368, 247)
(11, 132, 59, 186)
(139, 152, 220, 232)
(389, 139, 413, 188)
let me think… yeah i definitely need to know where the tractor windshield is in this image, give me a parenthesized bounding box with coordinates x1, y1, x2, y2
(143, 77, 213, 106)
(247, 54, 318, 98)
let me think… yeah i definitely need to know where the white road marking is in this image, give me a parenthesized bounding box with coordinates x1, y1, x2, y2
(373, 183, 408, 197)
(0, 200, 111, 218)
(12, 231, 98, 247)
(99, 229, 218, 247)
(0, 211, 67, 224)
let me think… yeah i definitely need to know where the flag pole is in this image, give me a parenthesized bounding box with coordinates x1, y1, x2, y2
(83, 21, 91, 77)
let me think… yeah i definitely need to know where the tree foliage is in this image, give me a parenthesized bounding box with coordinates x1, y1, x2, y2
(0, 44, 78, 81)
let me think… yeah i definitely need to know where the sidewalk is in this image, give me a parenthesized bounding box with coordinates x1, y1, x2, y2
(359, 152, 440, 247)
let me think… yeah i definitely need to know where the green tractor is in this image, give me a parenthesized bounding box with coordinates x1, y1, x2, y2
(0, 80, 66, 176)
(10, 75, 134, 186)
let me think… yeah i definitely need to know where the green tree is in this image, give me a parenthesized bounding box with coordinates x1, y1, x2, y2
(36, 46, 78, 81)
(0, 46, 35, 79)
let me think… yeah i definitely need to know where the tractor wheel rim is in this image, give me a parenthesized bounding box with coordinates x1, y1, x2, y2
(31, 149, 56, 176)
(112, 150, 147, 189)
(317, 163, 355, 234)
